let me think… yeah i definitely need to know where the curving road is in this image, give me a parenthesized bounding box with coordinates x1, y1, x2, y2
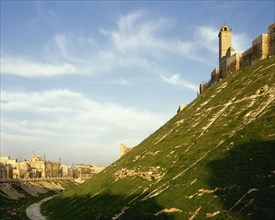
(26, 195, 58, 220)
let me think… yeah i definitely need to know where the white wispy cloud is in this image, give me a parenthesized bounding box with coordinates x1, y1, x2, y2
(233, 33, 250, 52)
(194, 25, 250, 53)
(110, 79, 131, 85)
(34, 1, 62, 30)
(100, 10, 214, 64)
(1, 11, 250, 89)
(0, 56, 77, 77)
(194, 26, 218, 53)
(53, 34, 68, 58)
(1, 89, 168, 163)
(100, 10, 175, 55)
(160, 74, 198, 92)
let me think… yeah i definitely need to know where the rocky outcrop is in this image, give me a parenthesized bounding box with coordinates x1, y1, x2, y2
(114, 167, 164, 181)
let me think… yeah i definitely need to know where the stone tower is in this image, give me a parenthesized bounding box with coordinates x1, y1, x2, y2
(218, 24, 232, 61)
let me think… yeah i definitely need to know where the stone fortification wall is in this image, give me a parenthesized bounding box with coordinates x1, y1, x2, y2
(268, 23, 275, 55)
(199, 82, 210, 94)
(219, 57, 227, 79)
(226, 53, 241, 75)
(198, 23, 275, 95)
(252, 34, 269, 63)
(210, 68, 220, 85)
(240, 47, 252, 68)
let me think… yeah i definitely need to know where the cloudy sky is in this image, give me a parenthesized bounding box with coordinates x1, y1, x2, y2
(1, 1, 274, 166)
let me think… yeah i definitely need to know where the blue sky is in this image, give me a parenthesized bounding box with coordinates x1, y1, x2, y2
(1, 1, 274, 166)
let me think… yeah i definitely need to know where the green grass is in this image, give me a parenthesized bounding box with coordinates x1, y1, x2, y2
(43, 56, 275, 220)
(0, 189, 57, 220)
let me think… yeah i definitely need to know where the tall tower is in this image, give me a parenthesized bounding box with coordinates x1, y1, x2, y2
(218, 24, 232, 61)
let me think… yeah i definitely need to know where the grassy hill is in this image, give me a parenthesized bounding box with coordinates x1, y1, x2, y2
(43, 57, 275, 220)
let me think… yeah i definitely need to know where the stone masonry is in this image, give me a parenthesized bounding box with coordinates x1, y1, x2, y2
(198, 23, 275, 94)
(120, 144, 133, 157)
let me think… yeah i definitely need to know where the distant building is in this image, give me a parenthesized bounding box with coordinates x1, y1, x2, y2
(0, 154, 103, 179)
(60, 164, 73, 178)
(0, 156, 17, 167)
(29, 155, 46, 178)
(0, 156, 18, 178)
(17, 161, 31, 179)
(0, 162, 5, 178)
(0, 161, 12, 178)
(45, 160, 62, 178)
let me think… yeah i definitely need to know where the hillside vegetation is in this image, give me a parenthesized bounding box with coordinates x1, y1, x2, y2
(43, 57, 275, 220)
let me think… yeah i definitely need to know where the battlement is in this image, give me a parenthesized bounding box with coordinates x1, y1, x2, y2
(198, 23, 275, 95)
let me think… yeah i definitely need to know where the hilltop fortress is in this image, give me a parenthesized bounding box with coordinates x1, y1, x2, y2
(123, 23, 275, 157)
(198, 23, 275, 94)
(123, 23, 275, 155)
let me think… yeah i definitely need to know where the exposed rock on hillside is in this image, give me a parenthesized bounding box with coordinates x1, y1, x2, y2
(44, 57, 275, 220)
(114, 167, 165, 181)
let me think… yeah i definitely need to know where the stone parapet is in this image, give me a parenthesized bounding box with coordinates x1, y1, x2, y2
(198, 23, 274, 95)
(252, 34, 269, 63)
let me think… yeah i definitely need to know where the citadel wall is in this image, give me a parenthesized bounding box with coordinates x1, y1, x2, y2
(210, 67, 220, 85)
(268, 23, 275, 55)
(252, 34, 269, 63)
(199, 23, 275, 95)
(240, 47, 252, 68)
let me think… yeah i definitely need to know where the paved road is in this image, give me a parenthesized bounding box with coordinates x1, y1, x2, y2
(26, 195, 58, 220)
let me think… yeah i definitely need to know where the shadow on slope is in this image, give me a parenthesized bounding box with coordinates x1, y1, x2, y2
(207, 140, 275, 219)
(42, 191, 176, 220)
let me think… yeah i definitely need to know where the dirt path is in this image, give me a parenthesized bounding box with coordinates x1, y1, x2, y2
(26, 195, 58, 220)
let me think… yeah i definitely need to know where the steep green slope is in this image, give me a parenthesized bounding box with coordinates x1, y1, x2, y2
(43, 57, 275, 220)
